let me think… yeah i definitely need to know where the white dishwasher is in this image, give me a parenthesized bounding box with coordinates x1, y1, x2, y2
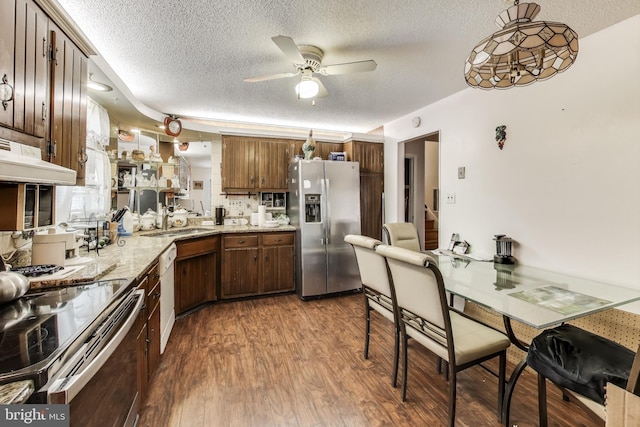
(158, 243, 177, 353)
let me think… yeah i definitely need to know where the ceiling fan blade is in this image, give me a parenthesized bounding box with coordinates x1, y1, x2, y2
(271, 35, 306, 64)
(244, 71, 299, 83)
(314, 78, 329, 98)
(320, 60, 377, 75)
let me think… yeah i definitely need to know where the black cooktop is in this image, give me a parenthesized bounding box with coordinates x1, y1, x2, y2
(0, 279, 131, 387)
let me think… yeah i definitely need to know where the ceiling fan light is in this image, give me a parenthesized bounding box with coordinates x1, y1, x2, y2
(295, 79, 319, 99)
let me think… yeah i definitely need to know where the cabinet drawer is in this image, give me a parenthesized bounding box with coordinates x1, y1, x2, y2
(147, 262, 160, 289)
(223, 235, 258, 248)
(262, 233, 294, 246)
(176, 236, 219, 259)
(148, 279, 161, 316)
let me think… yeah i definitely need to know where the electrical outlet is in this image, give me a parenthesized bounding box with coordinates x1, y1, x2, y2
(446, 193, 456, 204)
(458, 167, 465, 179)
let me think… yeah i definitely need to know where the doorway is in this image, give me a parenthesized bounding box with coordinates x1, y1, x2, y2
(402, 131, 440, 249)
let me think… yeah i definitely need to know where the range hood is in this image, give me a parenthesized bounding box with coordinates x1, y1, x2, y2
(0, 147, 77, 185)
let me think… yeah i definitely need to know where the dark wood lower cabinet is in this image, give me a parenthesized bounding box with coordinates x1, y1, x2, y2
(136, 261, 160, 404)
(136, 315, 148, 401)
(175, 235, 219, 315)
(221, 232, 295, 299)
(261, 234, 295, 294)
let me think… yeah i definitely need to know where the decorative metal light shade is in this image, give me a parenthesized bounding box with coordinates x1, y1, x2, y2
(464, 1, 578, 89)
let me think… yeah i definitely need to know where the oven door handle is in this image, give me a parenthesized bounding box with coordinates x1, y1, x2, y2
(47, 289, 144, 404)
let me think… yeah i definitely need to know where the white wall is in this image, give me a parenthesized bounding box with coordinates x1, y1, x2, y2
(383, 16, 640, 297)
(185, 165, 211, 214)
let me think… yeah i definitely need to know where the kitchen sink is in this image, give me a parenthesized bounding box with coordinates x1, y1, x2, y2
(142, 228, 212, 238)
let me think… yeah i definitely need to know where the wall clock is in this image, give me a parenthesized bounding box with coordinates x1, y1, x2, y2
(164, 117, 182, 137)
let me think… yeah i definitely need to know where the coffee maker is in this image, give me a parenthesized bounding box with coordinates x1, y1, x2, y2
(214, 206, 226, 225)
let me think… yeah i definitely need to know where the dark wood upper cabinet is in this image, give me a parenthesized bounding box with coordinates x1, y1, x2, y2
(0, 0, 91, 186)
(222, 135, 295, 192)
(48, 22, 88, 185)
(0, 0, 49, 153)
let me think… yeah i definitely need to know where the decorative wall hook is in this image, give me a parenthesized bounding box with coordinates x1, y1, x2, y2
(495, 125, 507, 150)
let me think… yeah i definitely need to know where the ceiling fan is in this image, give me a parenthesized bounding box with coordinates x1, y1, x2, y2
(244, 35, 377, 99)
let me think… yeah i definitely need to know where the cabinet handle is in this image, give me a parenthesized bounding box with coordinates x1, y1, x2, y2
(261, 176, 265, 184)
(78, 147, 88, 168)
(41, 102, 46, 122)
(51, 140, 57, 158)
(275, 239, 282, 243)
(42, 37, 47, 57)
(153, 273, 160, 280)
(237, 240, 245, 244)
(152, 291, 160, 299)
(1, 74, 13, 111)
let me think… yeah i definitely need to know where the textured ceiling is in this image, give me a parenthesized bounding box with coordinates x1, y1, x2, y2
(57, 0, 640, 135)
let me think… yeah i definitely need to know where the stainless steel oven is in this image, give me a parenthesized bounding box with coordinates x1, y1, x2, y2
(0, 279, 141, 427)
(44, 289, 144, 427)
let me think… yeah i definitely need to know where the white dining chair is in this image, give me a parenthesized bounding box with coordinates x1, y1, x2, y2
(345, 234, 399, 387)
(383, 222, 422, 252)
(376, 244, 510, 427)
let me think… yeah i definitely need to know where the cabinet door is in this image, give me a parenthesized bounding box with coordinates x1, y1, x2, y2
(0, 0, 16, 130)
(136, 314, 148, 402)
(349, 141, 384, 173)
(360, 173, 384, 240)
(221, 136, 257, 191)
(257, 139, 289, 190)
(261, 245, 295, 293)
(146, 301, 161, 382)
(315, 142, 344, 161)
(49, 23, 88, 185)
(290, 140, 304, 161)
(221, 247, 259, 298)
(175, 251, 216, 314)
(1, 0, 48, 152)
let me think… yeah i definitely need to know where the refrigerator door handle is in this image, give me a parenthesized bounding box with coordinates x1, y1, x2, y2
(324, 177, 332, 245)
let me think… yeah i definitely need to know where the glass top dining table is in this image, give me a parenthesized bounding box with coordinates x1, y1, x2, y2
(434, 254, 640, 329)
(433, 253, 640, 425)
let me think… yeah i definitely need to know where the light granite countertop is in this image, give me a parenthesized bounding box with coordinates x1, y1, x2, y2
(0, 380, 34, 404)
(26, 222, 296, 290)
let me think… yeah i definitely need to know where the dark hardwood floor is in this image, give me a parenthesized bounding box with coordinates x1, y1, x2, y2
(138, 293, 602, 427)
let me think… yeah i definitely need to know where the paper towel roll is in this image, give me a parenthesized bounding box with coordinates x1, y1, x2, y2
(258, 205, 266, 227)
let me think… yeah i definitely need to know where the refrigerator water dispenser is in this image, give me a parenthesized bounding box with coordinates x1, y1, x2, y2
(304, 194, 321, 223)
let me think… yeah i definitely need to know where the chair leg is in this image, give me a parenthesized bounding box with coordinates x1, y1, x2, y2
(538, 373, 548, 427)
(401, 331, 409, 402)
(448, 369, 457, 427)
(392, 324, 400, 388)
(497, 351, 506, 421)
(363, 305, 371, 360)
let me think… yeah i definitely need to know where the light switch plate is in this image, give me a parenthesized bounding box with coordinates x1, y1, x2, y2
(458, 167, 465, 179)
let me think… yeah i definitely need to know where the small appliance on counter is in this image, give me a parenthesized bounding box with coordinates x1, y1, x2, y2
(31, 229, 82, 266)
(215, 206, 226, 225)
(493, 234, 515, 264)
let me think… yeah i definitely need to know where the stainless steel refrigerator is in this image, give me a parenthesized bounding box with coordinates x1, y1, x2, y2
(288, 160, 361, 298)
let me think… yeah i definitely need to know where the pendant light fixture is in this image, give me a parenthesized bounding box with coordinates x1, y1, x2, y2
(464, 1, 578, 89)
